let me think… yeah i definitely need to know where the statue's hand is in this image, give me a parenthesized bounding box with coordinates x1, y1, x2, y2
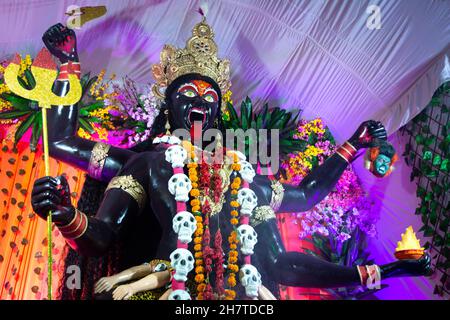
(42, 23, 78, 64)
(382, 253, 433, 278)
(112, 284, 135, 300)
(396, 253, 432, 277)
(31, 175, 75, 226)
(94, 275, 120, 294)
(348, 120, 387, 149)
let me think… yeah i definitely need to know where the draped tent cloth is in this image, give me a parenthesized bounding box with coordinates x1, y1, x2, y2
(0, 0, 449, 299)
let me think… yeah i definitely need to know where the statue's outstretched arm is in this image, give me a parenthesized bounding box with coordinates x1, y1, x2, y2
(253, 218, 431, 288)
(94, 264, 154, 294)
(31, 153, 151, 257)
(254, 120, 388, 213)
(43, 23, 134, 182)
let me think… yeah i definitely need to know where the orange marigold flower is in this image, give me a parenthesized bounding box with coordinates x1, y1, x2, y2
(195, 274, 205, 283)
(190, 176, 199, 182)
(197, 283, 206, 292)
(230, 218, 239, 225)
(190, 189, 200, 197)
(195, 266, 204, 274)
(231, 210, 239, 217)
(230, 201, 239, 208)
(234, 177, 241, 184)
(195, 259, 204, 266)
(195, 252, 203, 258)
(194, 237, 202, 244)
(191, 199, 200, 206)
(187, 163, 197, 169)
(231, 190, 238, 195)
(230, 244, 237, 250)
(228, 256, 238, 263)
(195, 216, 203, 223)
(229, 250, 238, 258)
(194, 244, 202, 251)
(225, 289, 236, 299)
(227, 275, 237, 287)
(231, 183, 240, 190)
(192, 182, 199, 188)
(192, 205, 201, 212)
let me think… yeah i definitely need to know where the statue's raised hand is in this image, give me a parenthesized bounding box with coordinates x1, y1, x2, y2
(349, 120, 387, 150)
(31, 175, 75, 226)
(42, 23, 78, 64)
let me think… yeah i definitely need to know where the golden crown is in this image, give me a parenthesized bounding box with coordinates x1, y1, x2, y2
(151, 17, 231, 99)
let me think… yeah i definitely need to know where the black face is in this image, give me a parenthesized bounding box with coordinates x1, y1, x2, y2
(168, 79, 220, 132)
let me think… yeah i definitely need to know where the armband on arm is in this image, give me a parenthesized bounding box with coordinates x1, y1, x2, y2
(88, 142, 111, 180)
(105, 175, 146, 210)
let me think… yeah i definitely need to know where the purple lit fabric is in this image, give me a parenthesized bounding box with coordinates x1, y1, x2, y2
(0, 0, 449, 299)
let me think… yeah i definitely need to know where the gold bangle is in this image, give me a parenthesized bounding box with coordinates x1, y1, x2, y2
(250, 206, 276, 227)
(269, 180, 284, 212)
(88, 142, 111, 180)
(105, 175, 146, 210)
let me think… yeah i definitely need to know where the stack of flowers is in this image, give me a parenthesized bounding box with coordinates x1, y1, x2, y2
(280, 118, 377, 262)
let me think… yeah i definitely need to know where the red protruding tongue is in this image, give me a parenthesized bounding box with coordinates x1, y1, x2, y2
(191, 121, 203, 146)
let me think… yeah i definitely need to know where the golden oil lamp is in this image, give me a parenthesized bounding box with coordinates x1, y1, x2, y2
(394, 226, 425, 260)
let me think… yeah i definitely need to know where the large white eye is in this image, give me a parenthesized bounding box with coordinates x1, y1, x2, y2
(203, 94, 215, 103)
(182, 90, 197, 98)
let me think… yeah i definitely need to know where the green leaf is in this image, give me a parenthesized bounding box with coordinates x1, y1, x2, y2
(1, 93, 32, 111)
(439, 219, 449, 233)
(17, 76, 30, 90)
(432, 155, 442, 166)
(24, 69, 36, 89)
(415, 135, 424, 145)
(440, 159, 449, 171)
(423, 150, 432, 161)
(78, 117, 95, 134)
(14, 112, 37, 145)
(30, 111, 42, 152)
(0, 110, 31, 119)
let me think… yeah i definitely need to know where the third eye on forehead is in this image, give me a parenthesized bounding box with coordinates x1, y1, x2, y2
(177, 81, 218, 102)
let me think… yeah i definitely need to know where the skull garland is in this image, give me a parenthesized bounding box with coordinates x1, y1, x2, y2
(168, 173, 192, 202)
(237, 224, 258, 255)
(237, 188, 258, 216)
(165, 145, 188, 168)
(153, 135, 181, 145)
(239, 264, 262, 298)
(172, 211, 197, 243)
(168, 289, 191, 300)
(170, 248, 194, 282)
(239, 160, 256, 183)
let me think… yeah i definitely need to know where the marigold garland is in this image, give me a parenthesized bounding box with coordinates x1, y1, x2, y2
(225, 153, 242, 299)
(184, 143, 205, 299)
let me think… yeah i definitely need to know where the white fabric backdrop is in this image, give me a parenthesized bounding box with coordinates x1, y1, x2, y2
(0, 0, 449, 299)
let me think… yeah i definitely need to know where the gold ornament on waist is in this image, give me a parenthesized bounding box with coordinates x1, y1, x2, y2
(250, 206, 276, 227)
(105, 175, 146, 210)
(151, 18, 231, 99)
(88, 142, 110, 180)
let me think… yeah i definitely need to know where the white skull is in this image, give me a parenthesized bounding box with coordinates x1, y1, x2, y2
(172, 211, 197, 243)
(169, 248, 194, 282)
(239, 160, 256, 183)
(239, 264, 262, 298)
(237, 224, 258, 255)
(169, 289, 191, 300)
(168, 173, 192, 202)
(165, 145, 188, 168)
(153, 135, 181, 145)
(237, 188, 258, 216)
